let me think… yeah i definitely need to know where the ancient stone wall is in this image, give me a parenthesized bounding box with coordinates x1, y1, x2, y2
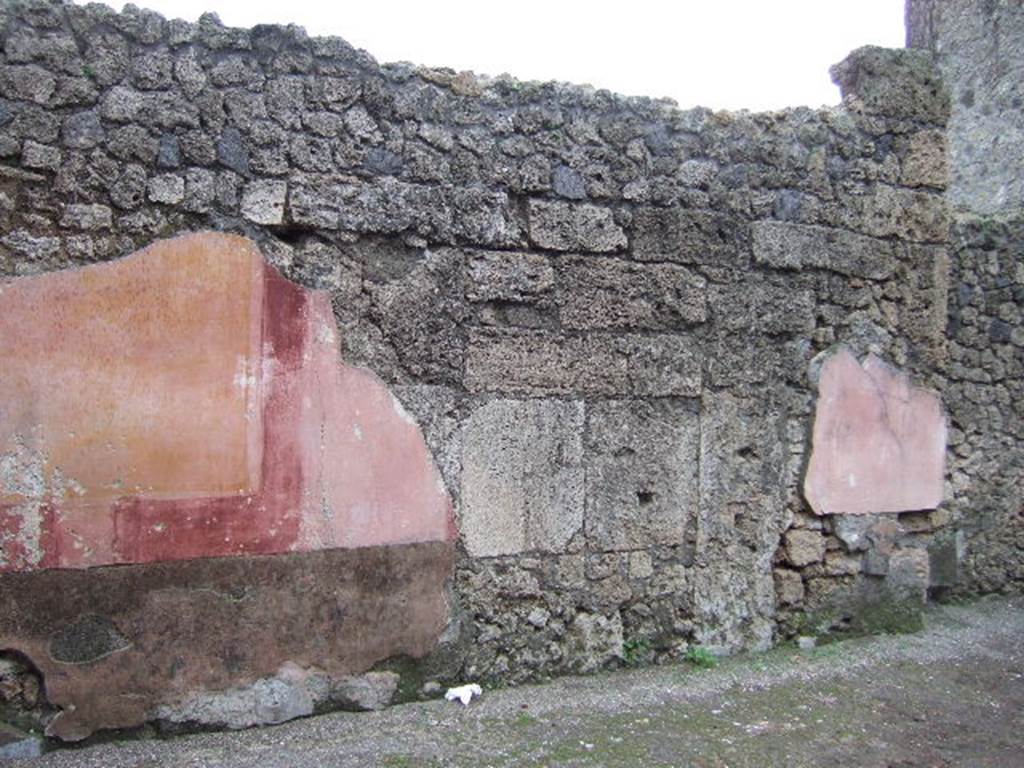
(0, 0, 1015, 741)
(907, 0, 1024, 596)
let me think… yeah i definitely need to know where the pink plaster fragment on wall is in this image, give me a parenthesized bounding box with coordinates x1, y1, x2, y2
(0, 232, 454, 572)
(803, 347, 946, 515)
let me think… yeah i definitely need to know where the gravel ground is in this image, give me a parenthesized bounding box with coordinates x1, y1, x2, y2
(12, 594, 1024, 767)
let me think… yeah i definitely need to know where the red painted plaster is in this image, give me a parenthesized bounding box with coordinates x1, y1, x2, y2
(0, 232, 454, 571)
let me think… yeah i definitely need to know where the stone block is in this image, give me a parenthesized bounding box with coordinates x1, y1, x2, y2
(59, 203, 112, 230)
(774, 568, 804, 605)
(825, 550, 862, 576)
(465, 249, 555, 303)
(240, 179, 287, 225)
(785, 529, 826, 567)
(464, 330, 702, 397)
(853, 185, 948, 244)
(804, 347, 946, 515)
(694, 391, 789, 651)
(0, 64, 56, 104)
(460, 399, 584, 557)
(20, 140, 60, 171)
(157, 664, 323, 730)
(147, 173, 184, 204)
(887, 548, 930, 602)
(61, 110, 105, 150)
(559, 256, 706, 330)
(928, 530, 965, 588)
(902, 129, 947, 188)
(713, 281, 815, 335)
(632, 206, 746, 267)
(368, 247, 467, 385)
(585, 399, 699, 551)
(0, 723, 42, 760)
(628, 551, 654, 579)
(831, 514, 875, 552)
(527, 200, 626, 252)
(752, 221, 897, 280)
(330, 671, 400, 712)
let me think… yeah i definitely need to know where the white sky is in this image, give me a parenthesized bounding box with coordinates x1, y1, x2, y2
(87, 1, 906, 111)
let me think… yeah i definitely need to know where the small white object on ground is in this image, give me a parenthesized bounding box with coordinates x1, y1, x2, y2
(797, 636, 817, 650)
(444, 683, 482, 706)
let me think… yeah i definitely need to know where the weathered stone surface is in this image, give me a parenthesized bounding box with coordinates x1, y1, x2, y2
(465, 250, 554, 304)
(0, 542, 454, 740)
(804, 347, 946, 515)
(632, 207, 745, 267)
(460, 399, 584, 557)
(527, 200, 626, 252)
(156, 663, 324, 730)
(0, 232, 454, 571)
(565, 612, 623, 673)
(585, 400, 699, 551)
(752, 221, 896, 280)
(713, 282, 814, 335)
(887, 548, 930, 601)
(241, 179, 287, 225)
(147, 173, 184, 204)
(559, 256, 706, 330)
(774, 568, 804, 606)
(901, 130, 947, 189)
(695, 392, 789, 653)
(331, 671, 400, 712)
(831, 515, 876, 552)
(0, 0, 1010, 720)
(465, 330, 701, 397)
(908, 0, 1024, 214)
(830, 46, 949, 124)
(0, 723, 42, 760)
(290, 179, 518, 247)
(59, 202, 111, 230)
(20, 140, 60, 171)
(61, 111, 105, 150)
(785, 529, 826, 568)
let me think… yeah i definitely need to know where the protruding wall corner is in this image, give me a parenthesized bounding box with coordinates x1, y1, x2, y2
(830, 45, 950, 125)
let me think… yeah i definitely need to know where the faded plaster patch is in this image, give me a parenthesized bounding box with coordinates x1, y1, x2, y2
(804, 346, 947, 515)
(0, 430, 47, 500)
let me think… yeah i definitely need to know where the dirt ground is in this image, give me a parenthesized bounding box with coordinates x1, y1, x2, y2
(12, 594, 1024, 768)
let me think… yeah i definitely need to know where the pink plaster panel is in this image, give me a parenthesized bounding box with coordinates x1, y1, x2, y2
(0, 232, 454, 571)
(803, 347, 946, 515)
